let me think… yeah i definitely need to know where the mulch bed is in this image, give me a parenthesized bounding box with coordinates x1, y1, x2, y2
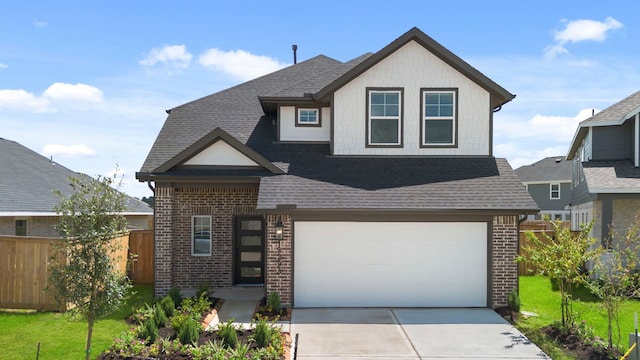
(100, 296, 292, 360)
(542, 324, 620, 360)
(253, 296, 291, 321)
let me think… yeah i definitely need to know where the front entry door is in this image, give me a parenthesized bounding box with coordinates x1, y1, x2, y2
(234, 216, 265, 284)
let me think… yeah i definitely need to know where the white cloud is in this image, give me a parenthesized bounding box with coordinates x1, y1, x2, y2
(198, 48, 288, 81)
(0, 63, 7, 69)
(0, 89, 51, 112)
(43, 82, 104, 102)
(42, 144, 96, 158)
(139, 45, 192, 68)
(33, 19, 48, 28)
(544, 17, 623, 58)
(497, 144, 570, 170)
(496, 108, 594, 142)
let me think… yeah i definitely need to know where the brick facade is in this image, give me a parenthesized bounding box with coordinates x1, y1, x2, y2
(491, 215, 519, 308)
(265, 214, 292, 304)
(153, 184, 259, 297)
(154, 187, 520, 307)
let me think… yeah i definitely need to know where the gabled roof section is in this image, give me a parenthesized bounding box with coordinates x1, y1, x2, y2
(139, 55, 356, 173)
(515, 156, 572, 183)
(567, 90, 640, 159)
(314, 27, 515, 109)
(0, 138, 152, 215)
(582, 160, 640, 193)
(150, 127, 284, 174)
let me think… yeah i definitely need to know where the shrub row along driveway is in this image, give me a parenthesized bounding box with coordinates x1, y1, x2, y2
(290, 308, 548, 359)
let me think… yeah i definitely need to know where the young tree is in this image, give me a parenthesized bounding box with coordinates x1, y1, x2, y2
(49, 173, 131, 360)
(520, 219, 597, 326)
(588, 220, 640, 350)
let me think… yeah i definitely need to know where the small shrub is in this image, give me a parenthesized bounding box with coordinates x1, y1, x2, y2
(217, 319, 239, 349)
(178, 318, 201, 346)
(252, 317, 272, 348)
(169, 286, 182, 307)
(139, 318, 159, 343)
(197, 283, 214, 300)
(159, 295, 175, 317)
(153, 303, 168, 327)
(507, 288, 521, 313)
(170, 312, 189, 334)
(267, 291, 281, 314)
(226, 342, 249, 358)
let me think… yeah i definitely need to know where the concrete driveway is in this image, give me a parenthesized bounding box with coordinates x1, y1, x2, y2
(290, 308, 548, 359)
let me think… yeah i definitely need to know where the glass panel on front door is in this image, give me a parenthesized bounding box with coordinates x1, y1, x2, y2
(234, 216, 265, 284)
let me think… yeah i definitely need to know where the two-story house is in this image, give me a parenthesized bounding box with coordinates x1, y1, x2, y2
(515, 156, 572, 221)
(136, 27, 537, 308)
(567, 90, 640, 247)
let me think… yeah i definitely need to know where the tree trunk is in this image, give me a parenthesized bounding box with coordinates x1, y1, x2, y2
(86, 311, 95, 360)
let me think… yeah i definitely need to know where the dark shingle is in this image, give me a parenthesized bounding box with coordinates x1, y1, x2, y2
(0, 138, 152, 214)
(582, 160, 640, 192)
(515, 156, 572, 183)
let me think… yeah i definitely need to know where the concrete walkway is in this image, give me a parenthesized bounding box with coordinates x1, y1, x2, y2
(291, 308, 549, 359)
(207, 288, 263, 330)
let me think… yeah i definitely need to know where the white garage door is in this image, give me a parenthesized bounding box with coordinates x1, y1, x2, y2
(294, 222, 487, 307)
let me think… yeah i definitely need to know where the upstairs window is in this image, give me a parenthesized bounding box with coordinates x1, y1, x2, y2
(550, 183, 560, 199)
(297, 108, 320, 126)
(192, 216, 212, 256)
(421, 89, 457, 147)
(367, 89, 403, 147)
(15, 219, 27, 236)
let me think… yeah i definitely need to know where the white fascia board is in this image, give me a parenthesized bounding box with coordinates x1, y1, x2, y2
(590, 188, 640, 194)
(522, 180, 571, 185)
(0, 212, 59, 217)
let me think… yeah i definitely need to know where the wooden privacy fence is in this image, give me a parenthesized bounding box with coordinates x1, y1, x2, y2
(0, 231, 151, 311)
(128, 229, 154, 284)
(518, 221, 577, 276)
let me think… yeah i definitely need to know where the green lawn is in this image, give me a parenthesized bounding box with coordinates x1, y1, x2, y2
(518, 275, 640, 357)
(0, 285, 153, 360)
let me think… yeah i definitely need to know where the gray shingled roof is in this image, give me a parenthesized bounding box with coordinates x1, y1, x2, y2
(257, 156, 538, 212)
(515, 156, 572, 183)
(568, 90, 640, 159)
(0, 138, 152, 214)
(583, 160, 640, 192)
(140, 54, 367, 173)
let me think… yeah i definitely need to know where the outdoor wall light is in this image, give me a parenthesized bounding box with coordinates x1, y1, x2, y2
(275, 218, 284, 240)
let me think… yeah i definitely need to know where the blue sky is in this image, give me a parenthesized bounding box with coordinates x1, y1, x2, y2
(1, 1, 639, 198)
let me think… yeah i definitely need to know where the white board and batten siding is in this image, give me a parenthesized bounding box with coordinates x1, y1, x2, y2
(332, 40, 491, 156)
(184, 140, 260, 167)
(279, 106, 331, 142)
(293, 221, 487, 307)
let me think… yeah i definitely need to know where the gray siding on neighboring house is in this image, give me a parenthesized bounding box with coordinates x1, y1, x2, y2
(571, 179, 596, 206)
(527, 183, 571, 210)
(592, 122, 631, 161)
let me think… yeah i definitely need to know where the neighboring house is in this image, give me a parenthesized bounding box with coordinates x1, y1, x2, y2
(515, 156, 572, 221)
(567, 90, 640, 247)
(136, 27, 537, 308)
(0, 138, 153, 237)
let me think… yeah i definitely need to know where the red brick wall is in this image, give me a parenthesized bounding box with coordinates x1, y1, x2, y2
(154, 184, 258, 296)
(492, 215, 519, 308)
(265, 214, 292, 304)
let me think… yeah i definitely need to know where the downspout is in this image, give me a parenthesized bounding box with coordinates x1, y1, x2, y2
(635, 113, 639, 167)
(147, 181, 155, 194)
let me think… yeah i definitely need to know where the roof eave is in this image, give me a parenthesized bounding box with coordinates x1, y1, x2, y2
(314, 27, 515, 107)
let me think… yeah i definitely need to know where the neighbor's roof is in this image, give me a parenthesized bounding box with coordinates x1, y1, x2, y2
(567, 90, 640, 159)
(515, 156, 572, 183)
(582, 160, 640, 193)
(0, 138, 152, 215)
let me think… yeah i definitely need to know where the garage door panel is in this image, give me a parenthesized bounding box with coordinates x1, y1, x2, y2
(294, 222, 487, 307)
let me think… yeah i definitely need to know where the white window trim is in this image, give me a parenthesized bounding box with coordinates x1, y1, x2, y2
(367, 89, 402, 146)
(421, 89, 456, 146)
(550, 183, 560, 199)
(191, 215, 212, 256)
(297, 108, 320, 125)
